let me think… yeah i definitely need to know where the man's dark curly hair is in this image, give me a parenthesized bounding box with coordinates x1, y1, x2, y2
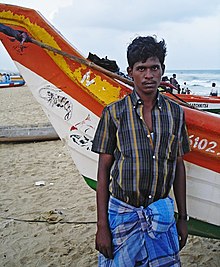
(127, 36, 167, 68)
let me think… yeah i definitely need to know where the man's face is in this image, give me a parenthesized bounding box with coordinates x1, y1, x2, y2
(128, 57, 163, 97)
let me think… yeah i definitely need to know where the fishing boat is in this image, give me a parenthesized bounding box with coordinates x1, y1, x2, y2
(0, 73, 25, 88)
(0, 4, 219, 239)
(160, 82, 220, 114)
(170, 94, 220, 114)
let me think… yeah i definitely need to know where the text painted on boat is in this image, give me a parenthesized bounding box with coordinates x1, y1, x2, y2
(189, 103, 209, 108)
(189, 135, 220, 157)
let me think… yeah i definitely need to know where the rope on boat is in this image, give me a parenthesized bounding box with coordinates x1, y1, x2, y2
(30, 38, 134, 87)
(29, 38, 199, 110)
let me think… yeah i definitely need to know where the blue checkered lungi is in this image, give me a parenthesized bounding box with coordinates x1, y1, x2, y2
(98, 196, 180, 267)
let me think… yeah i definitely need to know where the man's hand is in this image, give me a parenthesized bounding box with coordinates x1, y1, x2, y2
(176, 219, 188, 250)
(96, 224, 113, 259)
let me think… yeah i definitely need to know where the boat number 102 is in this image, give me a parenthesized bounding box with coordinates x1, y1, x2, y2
(189, 135, 220, 156)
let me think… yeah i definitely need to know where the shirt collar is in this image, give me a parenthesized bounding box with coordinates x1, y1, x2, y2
(130, 89, 163, 111)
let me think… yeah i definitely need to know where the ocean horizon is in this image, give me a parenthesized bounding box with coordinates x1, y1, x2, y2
(164, 69, 220, 95)
(1, 68, 219, 96)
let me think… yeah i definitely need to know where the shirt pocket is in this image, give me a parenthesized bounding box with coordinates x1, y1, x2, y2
(158, 133, 179, 161)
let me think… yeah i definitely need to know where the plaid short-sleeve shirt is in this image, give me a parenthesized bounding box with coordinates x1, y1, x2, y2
(92, 90, 190, 207)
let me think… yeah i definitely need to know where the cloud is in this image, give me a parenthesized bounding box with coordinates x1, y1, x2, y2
(1, 0, 220, 70)
(1, 0, 74, 21)
(159, 12, 220, 69)
(51, 0, 220, 70)
(53, 0, 220, 30)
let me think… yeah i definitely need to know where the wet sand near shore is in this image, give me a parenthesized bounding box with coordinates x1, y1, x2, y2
(0, 85, 219, 266)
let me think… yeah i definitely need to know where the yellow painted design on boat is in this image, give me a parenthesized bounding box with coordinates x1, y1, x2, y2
(0, 10, 122, 105)
(73, 66, 122, 105)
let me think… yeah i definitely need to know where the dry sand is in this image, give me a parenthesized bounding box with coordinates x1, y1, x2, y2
(0, 85, 219, 266)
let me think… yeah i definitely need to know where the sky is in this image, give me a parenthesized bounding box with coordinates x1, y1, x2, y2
(0, 0, 220, 72)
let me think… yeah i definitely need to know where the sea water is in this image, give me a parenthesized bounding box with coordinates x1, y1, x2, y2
(1, 69, 220, 96)
(165, 69, 220, 96)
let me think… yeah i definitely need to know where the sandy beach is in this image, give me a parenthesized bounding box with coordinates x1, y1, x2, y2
(0, 85, 219, 266)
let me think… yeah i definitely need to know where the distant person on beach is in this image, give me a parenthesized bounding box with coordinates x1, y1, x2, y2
(210, 82, 218, 96)
(92, 36, 190, 266)
(159, 76, 170, 91)
(181, 88, 186, 94)
(182, 82, 191, 94)
(177, 84, 181, 94)
(170, 73, 179, 89)
(186, 88, 191, 94)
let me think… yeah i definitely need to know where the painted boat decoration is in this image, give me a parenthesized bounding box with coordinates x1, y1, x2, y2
(160, 82, 220, 114)
(0, 4, 219, 239)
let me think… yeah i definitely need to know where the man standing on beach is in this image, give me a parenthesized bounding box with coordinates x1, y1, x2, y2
(210, 82, 218, 96)
(170, 73, 179, 88)
(92, 36, 190, 266)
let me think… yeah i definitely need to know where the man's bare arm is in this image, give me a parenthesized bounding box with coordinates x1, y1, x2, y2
(96, 153, 114, 259)
(173, 156, 188, 250)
